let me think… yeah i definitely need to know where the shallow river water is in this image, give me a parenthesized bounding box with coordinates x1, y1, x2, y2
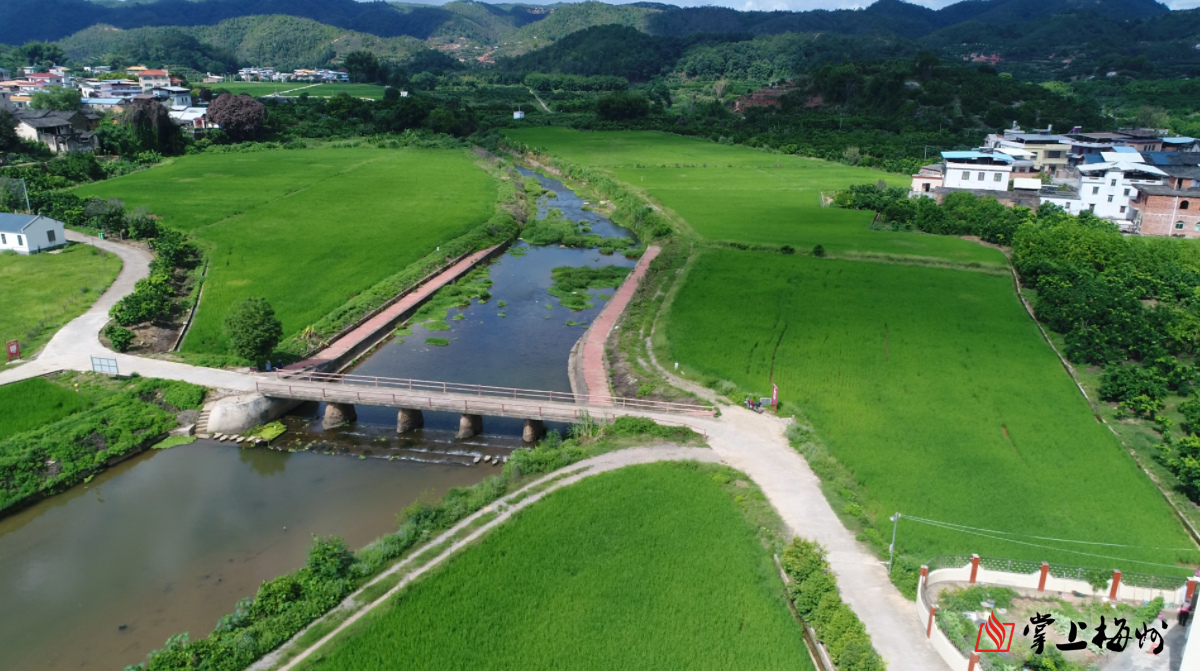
(0, 167, 635, 670)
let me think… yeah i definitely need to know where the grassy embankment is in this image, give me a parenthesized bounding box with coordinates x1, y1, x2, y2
(0, 373, 205, 514)
(0, 243, 122, 356)
(76, 148, 497, 358)
(296, 462, 815, 671)
(504, 128, 1200, 588)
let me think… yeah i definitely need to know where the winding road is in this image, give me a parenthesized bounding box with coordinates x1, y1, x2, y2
(0, 232, 947, 670)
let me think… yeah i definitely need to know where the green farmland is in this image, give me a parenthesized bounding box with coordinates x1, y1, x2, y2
(665, 250, 1199, 570)
(0, 243, 121, 356)
(299, 463, 814, 671)
(77, 148, 495, 354)
(503, 128, 1004, 266)
(0, 378, 82, 441)
(208, 82, 387, 99)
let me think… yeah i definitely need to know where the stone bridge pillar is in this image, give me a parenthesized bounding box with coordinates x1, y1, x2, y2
(457, 414, 483, 439)
(397, 408, 424, 433)
(523, 419, 546, 443)
(323, 402, 357, 429)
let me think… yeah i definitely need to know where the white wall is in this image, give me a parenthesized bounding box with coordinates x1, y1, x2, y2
(0, 217, 66, 255)
(944, 162, 1011, 192)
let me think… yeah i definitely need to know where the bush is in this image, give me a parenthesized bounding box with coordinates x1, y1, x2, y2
(224, 297, 283, 364)
(780, 538, 886, 669)
(103, 325, 135, 352)
(813, 244, 826, 257)
(1099, 365, 1168, 405)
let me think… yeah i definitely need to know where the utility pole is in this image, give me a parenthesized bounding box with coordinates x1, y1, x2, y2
(888, 512, 901, 574)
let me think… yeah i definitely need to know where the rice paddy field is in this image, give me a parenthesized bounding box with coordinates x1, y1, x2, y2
(0, 378, 81, 441)
(665, 250, 1200, 570)
(502, 128, 1004, 267)
(0, 243, 121, 356)
(76, 148, 495, 354)
(298, 462, 815, 671)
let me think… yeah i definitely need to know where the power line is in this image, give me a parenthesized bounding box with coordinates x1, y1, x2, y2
(901, 516, 1191, 571)
(901, 514, 1198, 553)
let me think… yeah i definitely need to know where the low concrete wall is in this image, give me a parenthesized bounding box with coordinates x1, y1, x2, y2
(914, 561, 1193, 671)
(207, 394, 301, 434)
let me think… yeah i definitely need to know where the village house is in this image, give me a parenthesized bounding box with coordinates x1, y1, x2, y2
(1075, 158, 1167, 225)
(0, 214, 67, 254)
(911, 149, 1026, 196)
(137, 69, 170, 92)
(1162, 137, 1200, 153)
(24, 72, 63, 87)
(169, 106, 216, 133)
(985, 128, 1073, 175)
(13, 109, 98, 153)
(80, 97, 129, 113)
(151, 85, 193, 108)
(1130, 162, 1200, 237)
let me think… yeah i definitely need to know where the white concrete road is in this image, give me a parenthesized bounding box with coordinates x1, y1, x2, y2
(0, 232, 948, 669)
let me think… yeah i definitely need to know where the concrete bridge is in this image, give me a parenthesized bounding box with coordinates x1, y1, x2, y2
(259, 371, 717, 442)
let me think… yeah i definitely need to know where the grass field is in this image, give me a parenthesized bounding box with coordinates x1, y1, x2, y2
(0, 243, 122, 355)
(0, 378, 82, 441)
(208, 82, 387, 99)
(503, 128, 1004, 266)
(299, 462, 814, 671)
(76, 148, 495, 354)
(665, 250, 1199, 570)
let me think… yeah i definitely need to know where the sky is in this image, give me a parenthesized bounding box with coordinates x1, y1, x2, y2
(400, 0, 1200, 11)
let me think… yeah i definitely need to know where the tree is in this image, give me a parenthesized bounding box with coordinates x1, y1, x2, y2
(207, 93, 266, 142)
(124, 98, 185, 155)
(596, 92, 650, 121)
(19, 41, 64, 68)
(344, 50, 381, 83)
(0, 108, 18, 151)
(30, 86, 81, 111)
(224, 297, 282, 363)
(306, 535, 354, 580)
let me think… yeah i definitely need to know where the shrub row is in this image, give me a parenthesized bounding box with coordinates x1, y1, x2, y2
(128, 418, 696, 671)
(780, 538, 886, 671)
(0, 376, 205, 513)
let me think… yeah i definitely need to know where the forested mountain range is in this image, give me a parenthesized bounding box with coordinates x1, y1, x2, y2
(3, 0, 1197, 81)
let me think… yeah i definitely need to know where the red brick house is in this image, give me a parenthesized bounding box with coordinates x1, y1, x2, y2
(1130, 167, 1200, 237)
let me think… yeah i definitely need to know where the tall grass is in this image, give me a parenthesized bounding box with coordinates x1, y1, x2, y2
(76, 148, 496, 353)
(298, 463, 815, 671)
(666, 250, 1200, 574)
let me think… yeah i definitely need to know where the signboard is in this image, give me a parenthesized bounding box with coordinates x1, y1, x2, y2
(5, 340, 19, 362)
(90, 356, 119, 376)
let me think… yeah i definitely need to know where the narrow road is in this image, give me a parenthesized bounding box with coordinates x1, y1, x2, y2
(0, 231, 260, 392)
(528, 88, 553, 114)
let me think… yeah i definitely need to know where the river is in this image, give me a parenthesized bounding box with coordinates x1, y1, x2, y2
(0, 166, 635, 671)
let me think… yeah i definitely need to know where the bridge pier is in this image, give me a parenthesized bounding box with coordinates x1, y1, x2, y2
(522, 419, 546, 443)
(397, 408, 424, 433)
(322, 402, 357, 429)
(457, 413, 483, 439)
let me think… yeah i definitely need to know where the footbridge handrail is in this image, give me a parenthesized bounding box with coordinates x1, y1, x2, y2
(270, 371, 718, 416)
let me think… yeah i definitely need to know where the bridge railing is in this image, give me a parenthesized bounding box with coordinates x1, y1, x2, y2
(271, 371, 717, 416)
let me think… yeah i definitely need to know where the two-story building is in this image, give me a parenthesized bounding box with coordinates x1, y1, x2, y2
(151, 85, 192, 108)
(137, 69, 170, 92)
(986, 128, 1073, 175)
(13, 109, 98, 153)
(1130, 164, 1200, 237)
(911, 150, 1017, 197)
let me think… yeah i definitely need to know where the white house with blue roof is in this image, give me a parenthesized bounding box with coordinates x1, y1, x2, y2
(0, 214, 66, 254)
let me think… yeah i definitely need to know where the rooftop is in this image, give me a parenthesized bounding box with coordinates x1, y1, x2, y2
(0, 214, 38, 233)
(139, 70, 169, 77)
(1078, 161, 1166, 176)
(1137, 185, 1200, 198)
(13, 109, 80, 128)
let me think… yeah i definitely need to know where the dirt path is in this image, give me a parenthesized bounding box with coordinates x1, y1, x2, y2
(253, 444, 721, 671)
(578, 245, 660, 403)
(528, 88, 553, 113)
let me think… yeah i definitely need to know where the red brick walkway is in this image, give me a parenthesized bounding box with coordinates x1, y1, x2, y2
(285, 246, 499, 371)
(580, 246, 661, 405)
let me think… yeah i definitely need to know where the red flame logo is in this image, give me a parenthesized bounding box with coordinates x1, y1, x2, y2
(975, 611, 1015, 653)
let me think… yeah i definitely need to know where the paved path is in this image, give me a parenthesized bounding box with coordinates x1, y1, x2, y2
(285, 246, 501, 371)
(690, 408, 946, 671)
(0, 231, 261, 392)
(579, 245, 660, 404)
(255, 444, 722, 671)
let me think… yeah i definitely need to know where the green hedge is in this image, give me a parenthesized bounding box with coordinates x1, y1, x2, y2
(780, 538, 887, 671)
(0, 377, 205, 513)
